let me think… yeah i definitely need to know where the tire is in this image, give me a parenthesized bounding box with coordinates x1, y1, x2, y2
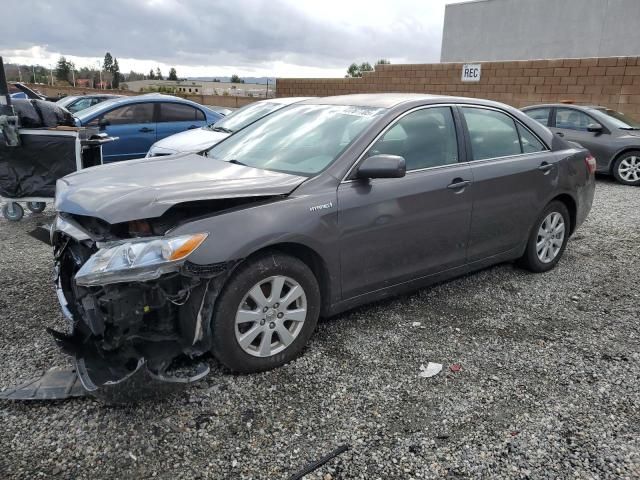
(26, 201, 46, 213)
(612, 151, 640, 186)
(2, 202, 24, 222)
(210, 252, 321, 373)
(519, 201, 570, 273)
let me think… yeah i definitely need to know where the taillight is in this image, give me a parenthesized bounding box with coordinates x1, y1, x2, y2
(585, 154, 597, 175)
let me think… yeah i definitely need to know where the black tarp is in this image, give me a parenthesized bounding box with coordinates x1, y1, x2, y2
(12, 99, 75, 128)
(0, 133, 77, 198)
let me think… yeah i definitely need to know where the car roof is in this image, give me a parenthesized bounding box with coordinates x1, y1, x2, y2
(299, 93, 512, 109)
(267, 96, 313, 105)
(74, 94, 213, 120)
(522, 103, 607, 111)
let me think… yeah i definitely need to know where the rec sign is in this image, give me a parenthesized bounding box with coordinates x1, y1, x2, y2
(461, 64, 481, 82)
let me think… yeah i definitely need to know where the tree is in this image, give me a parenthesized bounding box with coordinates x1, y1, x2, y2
(56, 56, 71, 82)
(149, 69, 156, 80)
(345, 62, 373, 78)
(156, 67, 163, 80)
(103, 52, 113, 73)
(376, 59, 391, 65)
(112, 59, 121, 89)
(230, 74, 244, 83)
(168, 67, 178, 81)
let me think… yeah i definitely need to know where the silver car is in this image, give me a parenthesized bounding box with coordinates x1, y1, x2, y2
(146, 97, 310, 157)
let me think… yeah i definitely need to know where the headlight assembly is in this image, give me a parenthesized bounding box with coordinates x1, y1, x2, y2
(74, 233, 208, 286)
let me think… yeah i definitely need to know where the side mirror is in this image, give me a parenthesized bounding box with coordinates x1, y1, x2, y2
(98, 118, 110, 129)
(587, 123, 603, 133)
(356, 154, 406, 180)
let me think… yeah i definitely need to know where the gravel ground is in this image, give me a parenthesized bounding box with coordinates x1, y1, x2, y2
(1, 178, 639, 479)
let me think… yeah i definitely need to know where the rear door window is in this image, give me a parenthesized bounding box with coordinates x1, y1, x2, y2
(158, 102, 204, 122)
(524, 108, 552, 126)
(461, 107, 522, 160)
(102, 103, 154, 125)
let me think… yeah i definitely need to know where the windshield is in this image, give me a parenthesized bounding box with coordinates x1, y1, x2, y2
(208, 101, 283, 133)
(56, 96, 78, 107)
(592, 108, 640, 129)
(206, 104, 385, 176)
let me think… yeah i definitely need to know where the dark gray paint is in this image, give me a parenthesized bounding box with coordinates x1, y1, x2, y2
(522, 104, 640, 174)
(56, 94, 595, 315)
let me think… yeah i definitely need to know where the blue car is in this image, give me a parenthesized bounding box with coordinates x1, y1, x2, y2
(74, 94, 222, 163)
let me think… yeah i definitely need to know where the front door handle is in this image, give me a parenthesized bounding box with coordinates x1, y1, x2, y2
(447, 179, 472, 190)
(556, 131, 565, 137)
(139, 127, 154, 133)
(538, 162, 554, 173)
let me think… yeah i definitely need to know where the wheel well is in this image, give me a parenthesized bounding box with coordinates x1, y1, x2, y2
(245, 243, 332, 315)
(609, 148, 640, 174)
(552, 194, 577, 235)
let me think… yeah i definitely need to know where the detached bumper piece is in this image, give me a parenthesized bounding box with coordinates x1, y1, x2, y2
(77, 358, 209, 405)
(0, 367, 86, 401)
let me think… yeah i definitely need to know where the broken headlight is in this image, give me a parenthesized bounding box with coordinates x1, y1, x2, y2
(74, 233, 208, 286)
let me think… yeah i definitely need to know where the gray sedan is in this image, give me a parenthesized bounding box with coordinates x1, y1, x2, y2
(51, 94, 595, 397)
(523, 104, 640, 186)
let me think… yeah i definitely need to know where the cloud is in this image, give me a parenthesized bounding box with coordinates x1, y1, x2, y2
(0, 0, 447, 76)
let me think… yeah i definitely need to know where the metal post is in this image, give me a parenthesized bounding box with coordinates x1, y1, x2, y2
(0, 56, 11, 107)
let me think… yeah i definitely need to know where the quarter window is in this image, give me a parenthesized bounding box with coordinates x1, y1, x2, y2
(525, 108, 551, 126)
(462, 107, 522, 160)
(158, 103, 204, 122)
(367, 107, 459, 171)
(555, 108, 593, 131)
(517, 124, 546, 153)
(102, 103, 154, 125)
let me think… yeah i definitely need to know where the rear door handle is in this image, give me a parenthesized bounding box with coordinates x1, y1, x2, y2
(556, 132, 565, 137)
(538, 162, 554, 173)
(139, 127, 154, 133)
(187, 125, 198, 130)
(447, 179, 472, 190)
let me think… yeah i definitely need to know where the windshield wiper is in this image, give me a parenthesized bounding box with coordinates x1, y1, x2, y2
(210, 126, 233, 134)
(228, 159, 247, 166)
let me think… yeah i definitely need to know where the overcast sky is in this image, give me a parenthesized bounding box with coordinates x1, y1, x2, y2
(1, 0, 458, 78)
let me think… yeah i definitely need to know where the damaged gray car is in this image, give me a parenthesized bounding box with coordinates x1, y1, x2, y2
(49, 93, 595, 398)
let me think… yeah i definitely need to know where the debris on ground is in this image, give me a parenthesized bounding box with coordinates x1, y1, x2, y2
(418, 362, 443, 378)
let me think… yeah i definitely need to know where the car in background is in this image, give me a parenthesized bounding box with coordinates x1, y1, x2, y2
(52, 94, 595, 394)
(146, 97, 310, 157)
(56, 94, 123, 114)
(10, 92, 28, 100)
(523, 104, 640, 186)
(73, 94, 223, 162)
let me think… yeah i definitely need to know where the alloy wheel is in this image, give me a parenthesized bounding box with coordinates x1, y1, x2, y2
(235, 275, 307, 357)
(536, 212, 565, 264)
(618, 156, 640, 183)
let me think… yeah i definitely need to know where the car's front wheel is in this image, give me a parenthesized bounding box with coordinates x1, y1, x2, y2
(210, 252, 320, 373)
(519, 201, 570, 273)
(612, 151, 640, 186)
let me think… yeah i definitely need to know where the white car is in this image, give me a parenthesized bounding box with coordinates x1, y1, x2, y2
(146, 97, 310, 157)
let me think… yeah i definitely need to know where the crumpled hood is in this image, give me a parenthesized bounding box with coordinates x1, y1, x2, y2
(149, 128, 229, 155)
(55, 153, 306, 224)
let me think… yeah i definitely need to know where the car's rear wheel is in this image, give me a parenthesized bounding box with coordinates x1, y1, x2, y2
(519, 201, 570, 273)
(612, 151, 640, 186)
(210, 253, 320, 373)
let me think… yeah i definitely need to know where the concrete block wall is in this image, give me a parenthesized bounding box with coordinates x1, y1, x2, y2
(276, 57, 640, 118)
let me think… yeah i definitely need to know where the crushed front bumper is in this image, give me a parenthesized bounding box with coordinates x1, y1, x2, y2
(48, 219, 234, 401)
